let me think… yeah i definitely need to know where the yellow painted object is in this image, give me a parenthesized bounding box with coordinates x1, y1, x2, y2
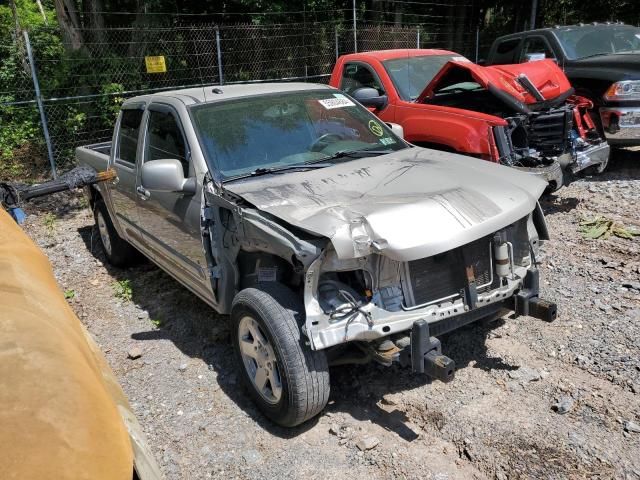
(0, 209, 139, 479)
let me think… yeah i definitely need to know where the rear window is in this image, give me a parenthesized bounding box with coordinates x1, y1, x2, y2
(117, 109, 143, 164)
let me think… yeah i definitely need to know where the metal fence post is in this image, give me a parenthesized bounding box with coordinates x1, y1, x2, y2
(23, 30, 57, 179)
(215, 26, 224, 85)
(416, 26, 420, 49)
(352, 0, 357, 53)
(475, 25, 480, 63)
(335, 24, 339, 61)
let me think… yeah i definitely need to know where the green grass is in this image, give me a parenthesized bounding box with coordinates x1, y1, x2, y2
(150, 318, 163, 327)
(64, 289, 75, 300)
(113, 279, 133, 302)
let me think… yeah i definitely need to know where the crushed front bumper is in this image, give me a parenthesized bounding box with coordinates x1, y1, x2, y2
(398, 268, 556, 381)
(570, 141, 611, 174)
(600, 107, 640, 145)
(512, 160, 564, 191)
(304, 252, 553, 350)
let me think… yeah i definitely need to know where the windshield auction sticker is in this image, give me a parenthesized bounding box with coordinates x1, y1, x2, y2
(318, 93, 355, 109)
(368, 120, 384, 137)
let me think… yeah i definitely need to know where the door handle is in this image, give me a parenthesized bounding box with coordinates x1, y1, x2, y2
(136, 185, 150, 200)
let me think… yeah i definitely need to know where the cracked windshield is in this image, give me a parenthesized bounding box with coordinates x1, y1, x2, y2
(191, 90, 406, 179)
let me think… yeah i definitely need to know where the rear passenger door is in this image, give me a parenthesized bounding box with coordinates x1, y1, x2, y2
(135, 104, 213, 299)
(108, 106, 144, 245)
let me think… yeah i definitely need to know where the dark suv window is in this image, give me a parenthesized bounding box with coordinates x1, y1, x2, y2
(492, 38, 521, 64)
(145, 109, 189, 176)
(117, 109, 143, 164)
(521, 36, 555, 62)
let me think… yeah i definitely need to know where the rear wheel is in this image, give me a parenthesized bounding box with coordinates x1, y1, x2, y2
(231, 284, 330, 427)
(93, 198, 139, 267)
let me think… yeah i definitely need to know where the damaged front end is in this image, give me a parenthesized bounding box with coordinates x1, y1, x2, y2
(422, 59, 610, 187)
(494, 93, 610, 184)
(303, 209, 556, 379)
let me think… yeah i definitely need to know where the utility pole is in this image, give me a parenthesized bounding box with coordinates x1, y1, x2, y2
(353, 0, 357, 53)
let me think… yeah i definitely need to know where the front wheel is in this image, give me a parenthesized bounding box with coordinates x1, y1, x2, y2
(231, 284, 330, 427)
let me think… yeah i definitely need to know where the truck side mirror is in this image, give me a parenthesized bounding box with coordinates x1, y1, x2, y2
(141, 159, 196, 194)
(386, 122, 404, 139)
(352, 87, 388, 110)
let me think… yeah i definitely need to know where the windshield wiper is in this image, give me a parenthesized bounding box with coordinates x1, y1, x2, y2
(243, 163, 333, 178)
(319, 148, 393, 162)
(576, 52, 611, 60)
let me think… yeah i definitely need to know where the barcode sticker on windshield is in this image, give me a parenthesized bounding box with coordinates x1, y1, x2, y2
(319, 94, 355, 109)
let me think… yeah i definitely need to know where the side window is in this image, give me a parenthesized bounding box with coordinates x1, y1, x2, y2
(340, 63, 384, 95)
(117, 109, 143, 165)
(145, 109, 189, 177)
(492, 38, 521, 64)
(521, 36, 556, 62)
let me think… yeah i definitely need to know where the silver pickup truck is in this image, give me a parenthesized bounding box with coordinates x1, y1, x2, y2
(78, 83, 557, 427)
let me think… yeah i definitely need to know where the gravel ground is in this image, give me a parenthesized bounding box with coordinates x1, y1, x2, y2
(21, 149, 640, 479)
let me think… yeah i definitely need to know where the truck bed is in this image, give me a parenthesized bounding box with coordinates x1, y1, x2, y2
(76, 142, 111, 172)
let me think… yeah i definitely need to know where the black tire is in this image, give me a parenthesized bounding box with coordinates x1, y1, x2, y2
(93, 198, 139, 267)
(231, 283, 330, 427)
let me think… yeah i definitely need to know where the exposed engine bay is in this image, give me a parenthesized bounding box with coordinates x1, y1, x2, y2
(494, 95, 610, 179)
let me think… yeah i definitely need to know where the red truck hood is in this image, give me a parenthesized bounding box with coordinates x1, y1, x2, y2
(417, 59, 572, 105)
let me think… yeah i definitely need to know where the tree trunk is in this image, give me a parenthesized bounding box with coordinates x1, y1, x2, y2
(82, 0, 105, 44)
(54, 0, 84, 50)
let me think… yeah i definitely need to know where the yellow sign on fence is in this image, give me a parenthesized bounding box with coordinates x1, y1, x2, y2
(145, 56, 167, 73)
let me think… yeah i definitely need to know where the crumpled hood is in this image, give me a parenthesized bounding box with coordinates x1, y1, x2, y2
(418, 59, 572, 105)
(226, 148, 547, 261)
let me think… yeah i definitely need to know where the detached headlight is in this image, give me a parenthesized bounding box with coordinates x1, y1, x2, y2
(604, 80, 640, 101)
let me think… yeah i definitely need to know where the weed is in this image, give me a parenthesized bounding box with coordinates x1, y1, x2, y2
(579, 216, 640, 240)
(113, 279, 133, 302)
(43, 212, 56, 235)
(150, 318, 163, 327)
(64, 289, 75, 300)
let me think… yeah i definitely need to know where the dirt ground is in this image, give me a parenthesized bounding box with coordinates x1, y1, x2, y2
(21, 149, 640, 480)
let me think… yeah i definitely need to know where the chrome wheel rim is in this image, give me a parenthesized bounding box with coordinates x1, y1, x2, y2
(96, 211, 112, 256)
(238, 315, 283, 404)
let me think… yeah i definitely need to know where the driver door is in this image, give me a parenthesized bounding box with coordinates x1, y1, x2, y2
(135, 104, 213, 300)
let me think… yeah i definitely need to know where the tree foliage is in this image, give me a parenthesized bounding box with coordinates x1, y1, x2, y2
(1, 0, 639, 179)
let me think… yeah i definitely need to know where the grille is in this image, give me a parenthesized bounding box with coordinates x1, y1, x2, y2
(528, 107, 573, 157)
(403, 236, 492, 308)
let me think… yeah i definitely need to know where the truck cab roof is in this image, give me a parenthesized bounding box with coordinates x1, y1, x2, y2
(122, 82, 333, 108)
(338, 49, 456, 62)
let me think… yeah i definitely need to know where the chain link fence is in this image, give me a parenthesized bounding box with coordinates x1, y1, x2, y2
(1, 15, 479, 180)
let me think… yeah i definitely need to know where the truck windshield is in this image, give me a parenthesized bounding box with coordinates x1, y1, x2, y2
(382, 54, 458, 101)
(553, 26, 640, 60)
(191, 90, 406, 180)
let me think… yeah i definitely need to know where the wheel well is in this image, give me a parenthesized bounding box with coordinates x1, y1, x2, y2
(236, 251, 297, 291)
(87, 185, 101, 209)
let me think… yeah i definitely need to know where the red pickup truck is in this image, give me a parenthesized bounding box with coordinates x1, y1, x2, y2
(329, 49, 610, 189)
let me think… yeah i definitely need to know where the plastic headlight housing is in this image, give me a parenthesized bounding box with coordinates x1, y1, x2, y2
(604, 80, 640, 101)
